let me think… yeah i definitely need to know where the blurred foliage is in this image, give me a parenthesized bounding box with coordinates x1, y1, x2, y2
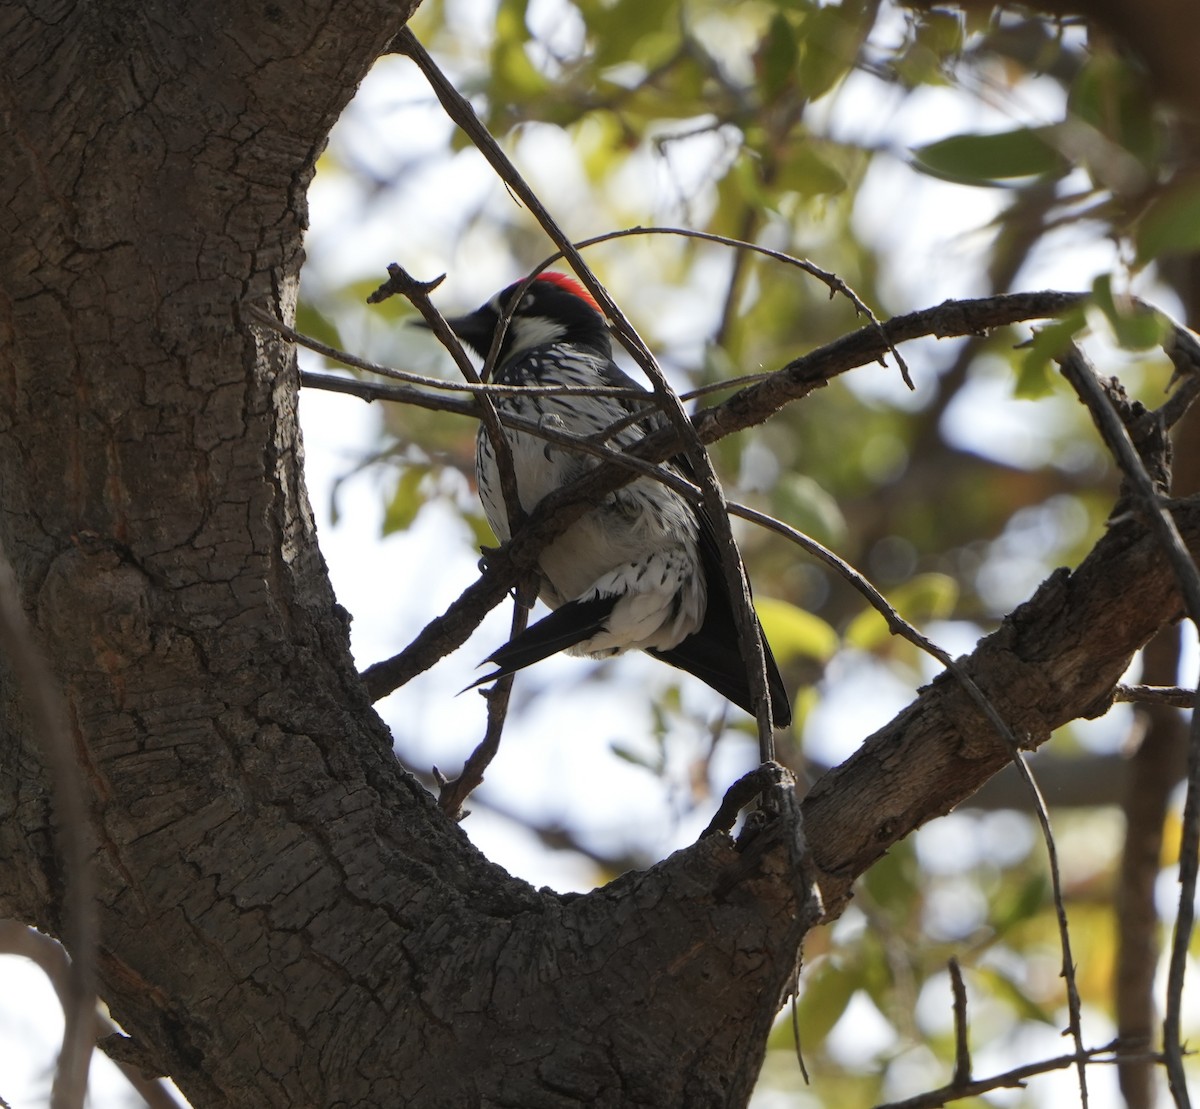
(299, 0, 1199, 1103)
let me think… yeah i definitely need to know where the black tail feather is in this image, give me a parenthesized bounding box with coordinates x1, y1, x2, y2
(650, 627, 791, 727)
(472, 547, 793, 726)
(654, 493, 794, 726)
(467, 595, 617, 689)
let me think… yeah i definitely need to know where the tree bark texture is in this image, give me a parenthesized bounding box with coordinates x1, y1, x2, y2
(0, 3, 1196, 1108)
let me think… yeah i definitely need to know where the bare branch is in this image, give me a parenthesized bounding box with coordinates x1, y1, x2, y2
(873, 1041, 1153, 1109)
(367, 263, 526, 539)
(1115, 682, 1199, 708)
(438, 575, 538, 818)
(948, 959, 971, 1087)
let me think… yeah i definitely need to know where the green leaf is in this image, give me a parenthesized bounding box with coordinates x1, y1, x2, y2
(911, 127, 1066, 187)
(382, 465, 429, 535)
(797, 5, 859, 101)
(758, 13, 799, 101)
(1135, 181, 1200, 265)
(756, 597, 839, 666)
(991, 871, 1047, 934)
(775, 145, 848, 198)
(1091, 273, 1169, 350)
(1015, 309, 1087, 398)
(609, 740, 663, 773)
(295, 300, 344, 352)
(463, 510, 499, 551)
(914, 8, 964, 59)
(974, 965, 1058, 1026)
(1068, 51, 1160, 170)
(773, 474, 847, 547)
(794, 961, 858, 1045)
(590, 0, 676, 69)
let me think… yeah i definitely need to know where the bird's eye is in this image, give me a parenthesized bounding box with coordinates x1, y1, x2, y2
(520, 294, 535, 311)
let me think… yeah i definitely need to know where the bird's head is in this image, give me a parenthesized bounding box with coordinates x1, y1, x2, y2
(441, 273, 610, 369)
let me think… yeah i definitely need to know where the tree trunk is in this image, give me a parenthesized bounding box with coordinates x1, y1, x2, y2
(1, 3, 1196, 1107)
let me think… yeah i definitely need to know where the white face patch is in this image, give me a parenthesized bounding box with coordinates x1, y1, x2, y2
(506, 313, 567, 356)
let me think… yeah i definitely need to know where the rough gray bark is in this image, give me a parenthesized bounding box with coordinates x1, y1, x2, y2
(1, 3, 1197, 1108)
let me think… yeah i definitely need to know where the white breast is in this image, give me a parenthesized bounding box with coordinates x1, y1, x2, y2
(475, 352, 707, 654)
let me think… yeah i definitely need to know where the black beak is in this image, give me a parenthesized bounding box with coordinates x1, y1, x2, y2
(426, 309, 496, 361)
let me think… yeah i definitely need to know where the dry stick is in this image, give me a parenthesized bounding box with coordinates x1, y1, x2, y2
(435, 575, 537, 818)
(247, 304, 649, 401)
(535, 224, 913, 388)
(872, 1041, 1157, 1109)
(393, 26, 779, 764)
(364, 265, 541, 793)
(365, 265, 526, 539)
(1114, 683, 1199, 709)
(0, 544, 95, 1109)
(948, 958, 971, 1087)
(1058, 344, 1200, 1109)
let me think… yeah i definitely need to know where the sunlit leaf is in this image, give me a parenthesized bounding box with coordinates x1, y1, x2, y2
(463, 510, 499, 551)
(776, 145, 848, 198)
(974, 966, 1058, 1026)
(756, 597, 839, 665)
(610, 740, 663, 772)
(794, 961, 858, 1045)
(295, 300, 345, 351)
(844, 574, 958, 652)
(915, 8, 964, 59)
(797, 4, 860, 101)
(991, 871, 1048, 933)
(1135, 181, 1200, 265)
(1068, 52, 1161, 171)
(1090, 273, 1169, 350)
(772, 474, 848, 547)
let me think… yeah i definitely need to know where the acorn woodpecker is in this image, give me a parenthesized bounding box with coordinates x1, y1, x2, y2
(443, 272, 792, 727)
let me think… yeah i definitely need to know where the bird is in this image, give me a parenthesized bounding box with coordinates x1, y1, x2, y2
(440, 271, 792, 727)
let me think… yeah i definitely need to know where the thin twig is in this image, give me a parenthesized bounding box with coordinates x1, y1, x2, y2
(0, 545, 95, 1109)
(534, 224, 913, 388)
(873, 1041, 1151, 1109)
(1114, 683, 1199, 709)
(948, 959, 971, 1087)
(437, 576, 538, 818)
(248, 304, 649, 401)
(1058, 343, 1200, 1109)
(366, 263, 526, 539)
